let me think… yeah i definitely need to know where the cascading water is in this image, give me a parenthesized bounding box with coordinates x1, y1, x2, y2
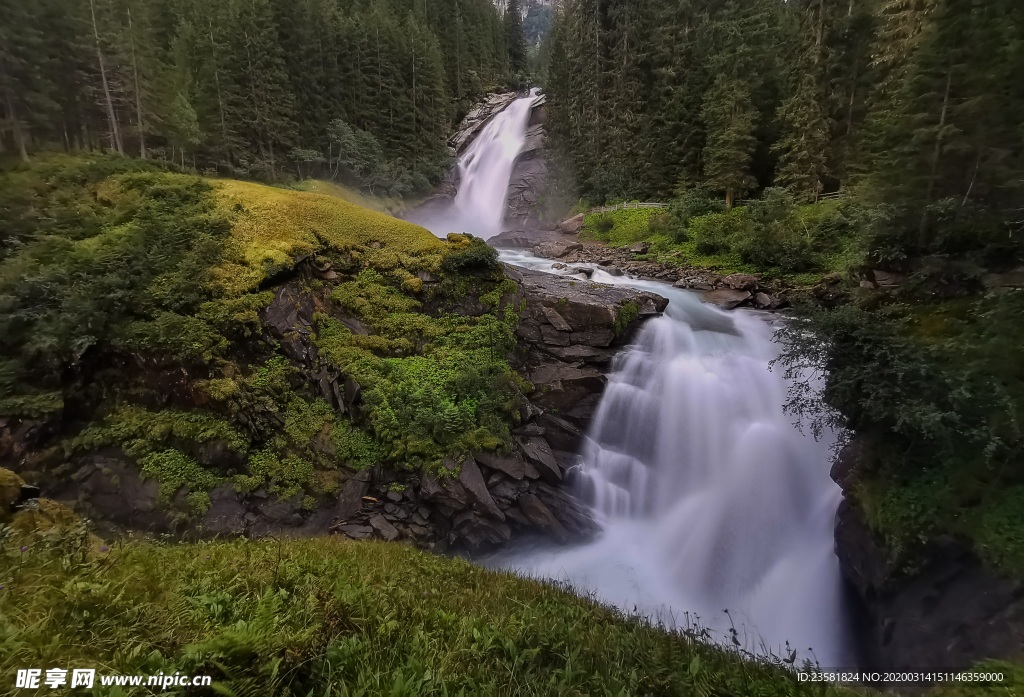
(492, 253, 852, 669)
(416, 89, 540, 239)
(416, 94, 851, 668)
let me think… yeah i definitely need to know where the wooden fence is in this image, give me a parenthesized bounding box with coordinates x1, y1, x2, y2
(587, 191, 844, 215)
(587, 201, 669, 214)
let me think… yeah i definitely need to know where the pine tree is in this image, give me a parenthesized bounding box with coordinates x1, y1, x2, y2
(504, 0, 527, 74)
(773, 73, 831, 201)
(701, 76, 759, 208)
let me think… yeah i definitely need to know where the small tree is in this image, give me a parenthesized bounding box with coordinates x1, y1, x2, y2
(773, 73, 831, 202)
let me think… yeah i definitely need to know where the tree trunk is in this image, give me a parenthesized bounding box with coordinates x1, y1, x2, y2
(919, 63, 954, 246)
(90, 0, 123, 154)
(127, 4, 146, 158)
(726, 187, 734, 209)
(1, 78, 30, 162)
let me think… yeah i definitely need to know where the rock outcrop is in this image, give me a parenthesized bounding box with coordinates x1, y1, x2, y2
(831, 440, 1024, 673)
(520, 240, 789, 310)
(449, 92, 519, 153)
(505, 93, 549, 230)
(5, 259, 667, 555)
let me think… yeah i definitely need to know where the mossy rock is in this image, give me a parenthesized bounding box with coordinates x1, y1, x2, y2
(0, 468, 27, 522)
(9, 499, 82, 537)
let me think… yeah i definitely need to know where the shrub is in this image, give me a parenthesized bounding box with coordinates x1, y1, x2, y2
(689, 208, 751, 255)
(592, 213, 615, 233)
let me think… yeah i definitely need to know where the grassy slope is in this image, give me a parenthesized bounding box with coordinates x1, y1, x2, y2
(1, 533, 864, 697)
(211, 179, 442, 296)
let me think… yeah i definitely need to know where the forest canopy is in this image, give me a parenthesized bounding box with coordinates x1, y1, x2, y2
(0, 0, 523, 194)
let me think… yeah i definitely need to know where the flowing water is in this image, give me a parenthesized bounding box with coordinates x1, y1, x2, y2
(418, 92, 852, 668)
(414, 89, 540, 239)
(495, 253, 852, 668)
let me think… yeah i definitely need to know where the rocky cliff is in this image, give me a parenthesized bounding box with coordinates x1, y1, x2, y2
(831, 439, 1024, 673)
(3, 259, 667, 554)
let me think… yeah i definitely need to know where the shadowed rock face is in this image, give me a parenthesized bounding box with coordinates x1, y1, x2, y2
(832, 439, 1024, 675)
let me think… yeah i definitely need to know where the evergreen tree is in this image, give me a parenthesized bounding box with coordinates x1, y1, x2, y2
(700, 76, 759, 208)
(773, 73, 831, 201)
(504, 0, 528, 74)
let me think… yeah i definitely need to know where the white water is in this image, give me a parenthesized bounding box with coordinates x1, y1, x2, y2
(493, 253, 852, 669)
(419, 94, 852, 668)
(416, 90, 540, 239)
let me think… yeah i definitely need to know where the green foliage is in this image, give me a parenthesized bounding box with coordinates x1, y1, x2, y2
(439, 235, 501, 276)
(614, 302, 639, 336)
(246, 449, 315, 500)
(0, 535, 866, 697)
(138, 449, 220, 508)
(775, 292, 1024, 570)
(690, 208, 752, 256)
(71, 405, 248, 460)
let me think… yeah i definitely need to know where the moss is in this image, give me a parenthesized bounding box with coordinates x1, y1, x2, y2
(0, 468, 27, 522)
(210, 179, 442, 296)
(614, 301, 639, 336)
(246, 449, 315, 500)
(138, 449, 221, 504)
(69, 405, 248, 460)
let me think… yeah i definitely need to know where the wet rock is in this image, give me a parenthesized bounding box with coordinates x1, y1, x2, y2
(517, 493, 570, 543)
(457, 457, 505, 520)
(754, 292, 774, 309)
(533, 242, 582, 259)
(702, 289, 751, 309)
(516, 437, 561, 484)
(872, 270, 907, 288)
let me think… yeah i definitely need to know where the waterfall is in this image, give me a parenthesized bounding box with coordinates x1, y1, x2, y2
(493, 252, 853, 669)
(416, 95, 852, 667)
(417, 89, 539, 239)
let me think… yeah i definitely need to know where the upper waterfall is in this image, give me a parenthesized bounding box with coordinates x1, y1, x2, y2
(415, 89, 540, 239)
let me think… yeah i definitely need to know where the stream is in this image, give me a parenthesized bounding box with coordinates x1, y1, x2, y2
(421, 91, 853, 669)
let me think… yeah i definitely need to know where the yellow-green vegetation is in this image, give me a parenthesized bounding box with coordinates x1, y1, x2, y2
(0, 154, 524, 516)
(287, 179, 418, 216)
(212, 179, 442, 297)
(0, 531, 864, 697)
(583, 191, 859, 285)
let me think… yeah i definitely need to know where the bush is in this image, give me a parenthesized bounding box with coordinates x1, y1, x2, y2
(647, 211, 679, 239)
(689, 208, 751, 255)
(669, 186, 725, 228)
(592, 213, 615, 233)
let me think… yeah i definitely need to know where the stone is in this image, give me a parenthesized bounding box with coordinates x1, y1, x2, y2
(369, 514, 400, 541)
(722, 273, 759, 291)
(386, 490, 403, 502)
(533, 242, 582, 259)
(516, 436, 561, 484)
(452, 511, 512, 549)
(419, 473, 469, 511)
(457, 457, 505, 520)
(556, 213, 585, 235)
(540, 306, 573, 332)
(872, 270, 907, 287)
(337, 524, 374, 540)
(516, 494, 570, 544)
(753, 292, 773, 309)
(475, 452, 527, 480)
(702, 289, 751, 309)
(603, 266, 623, 277)
(629, 242, 650, 254)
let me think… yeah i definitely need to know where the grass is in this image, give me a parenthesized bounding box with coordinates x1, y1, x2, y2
(211, 179, 442, 296)
(0, 528, 866, 697)
(287, 179, 422, 215)
(581, 200, 857, 286)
